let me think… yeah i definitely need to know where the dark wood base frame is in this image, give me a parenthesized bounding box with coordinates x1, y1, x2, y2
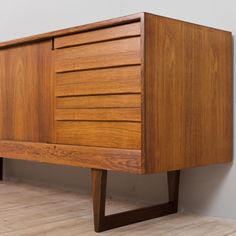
(0, 158, 3, 180)
(91, 169, 180, 232)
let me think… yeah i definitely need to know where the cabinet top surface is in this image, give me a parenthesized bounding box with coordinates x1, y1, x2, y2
(0, 12, 231, 49)
(0, 13, 143, 49)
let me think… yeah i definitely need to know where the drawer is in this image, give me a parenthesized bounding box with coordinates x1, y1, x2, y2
(54, 24, 142, 151)
(55, 121, 141, 149)
(56, 66, 141, 96)
(55, 37, 141, 72)
(54, 22, 141, 48)
(55, 108, 141, 122)
(56, 94, 141, 109)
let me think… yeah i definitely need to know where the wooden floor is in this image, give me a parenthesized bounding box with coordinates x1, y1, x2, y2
(0, 181, 236, 235)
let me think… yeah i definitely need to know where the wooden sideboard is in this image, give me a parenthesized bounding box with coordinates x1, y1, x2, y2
(0, 12, 232, 232)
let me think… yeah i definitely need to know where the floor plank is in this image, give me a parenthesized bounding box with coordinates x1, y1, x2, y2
(0, 181, 235, 235)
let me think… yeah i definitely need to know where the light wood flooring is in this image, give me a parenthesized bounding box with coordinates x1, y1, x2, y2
(0, 181, 235, 235)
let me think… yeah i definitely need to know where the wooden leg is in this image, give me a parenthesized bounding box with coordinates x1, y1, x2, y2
(0, 158, 3, 180)
(92, 168, 107, 231)
(168, 170, 180, 210)
(91, 169, 180, 232)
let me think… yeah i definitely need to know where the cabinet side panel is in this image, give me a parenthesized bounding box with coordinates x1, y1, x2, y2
(144, 14, 233, 173)
(0, 41, 54, 142)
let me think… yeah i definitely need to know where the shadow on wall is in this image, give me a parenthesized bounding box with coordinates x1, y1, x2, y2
(3, 159, 234, 216)
(180, 162, 234, 217)
(4, 159, 168, 205)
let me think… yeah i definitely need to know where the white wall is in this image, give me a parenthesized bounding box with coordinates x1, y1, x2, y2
(0, 0, 235, 218)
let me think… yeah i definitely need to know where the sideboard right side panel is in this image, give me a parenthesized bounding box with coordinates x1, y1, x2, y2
(144, 14, 233, 173)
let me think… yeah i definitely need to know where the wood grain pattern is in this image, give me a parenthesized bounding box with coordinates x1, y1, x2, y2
(55, 22, 141, 48)
(55, 108, 141, 121)
(56, 94, 140, 109)
(143, 13, 233, 173)
(0, 12, 232, 175)
(56, 121, 141, 149)
(0, 41, 54, 142)
(0, 141, 142, 173)
(56, 66, 141, 96)
(55, 37, 141, 72)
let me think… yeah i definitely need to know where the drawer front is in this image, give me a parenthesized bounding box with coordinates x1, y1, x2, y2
(56, 94, 141, 109)
(54, 24, 142, 150)
(56, 121, 141, 149)
(55, 108, 141, 122)
(56, 66, 141, 96)
(55, 37, 141, 72)
(55, 22, 141, 49)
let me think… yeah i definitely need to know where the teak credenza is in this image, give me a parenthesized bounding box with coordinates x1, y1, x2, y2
(0, 13, 232, 232)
